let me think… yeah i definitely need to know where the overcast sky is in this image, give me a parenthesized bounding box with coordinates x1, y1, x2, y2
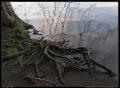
(10, 2, 118, 20)
(11, 2, 118, 7)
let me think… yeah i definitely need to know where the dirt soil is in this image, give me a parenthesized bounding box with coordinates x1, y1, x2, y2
(1, 59, 118, 87)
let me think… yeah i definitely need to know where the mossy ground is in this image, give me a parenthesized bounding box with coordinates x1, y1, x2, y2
(1, 21, 29, 60)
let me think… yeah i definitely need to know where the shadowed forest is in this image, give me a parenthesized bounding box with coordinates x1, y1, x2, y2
(1, 2, 118, 87)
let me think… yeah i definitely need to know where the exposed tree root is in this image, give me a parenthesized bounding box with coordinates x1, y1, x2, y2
(89, 58, 116, 76)
(2, 38, 116, 86)
(24, 75, 57, 86)
(2, 49, 29, 62)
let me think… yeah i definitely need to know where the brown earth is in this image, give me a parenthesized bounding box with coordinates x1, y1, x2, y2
(1, 59, 118, 87)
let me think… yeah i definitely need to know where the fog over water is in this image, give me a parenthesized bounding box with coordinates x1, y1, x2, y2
(11, 2, 118, 76)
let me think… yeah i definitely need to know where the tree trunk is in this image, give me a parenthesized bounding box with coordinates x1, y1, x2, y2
(1, 2, 33, 60)
(1, 1, 33, 29)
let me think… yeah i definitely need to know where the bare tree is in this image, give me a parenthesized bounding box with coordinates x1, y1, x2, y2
(47, 5, 56, 38)
(54, 2, 66, 35)
(42, 18, 45, 33)
(59, 2, 71, 34)
(38, 4, 51, 34)
(101, 29, 113, 44)
(39, 3, 58, 39)
(23, 3, 29, 23)
(77, 4, 96, 46)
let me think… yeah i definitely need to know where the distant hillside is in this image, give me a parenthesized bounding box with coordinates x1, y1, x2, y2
(69, 7, 118, 28)
(65, 20, 116, 34)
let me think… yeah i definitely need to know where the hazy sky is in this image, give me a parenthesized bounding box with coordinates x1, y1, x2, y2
(11, 2, 118, 7)
(11, 2, 118, 20)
